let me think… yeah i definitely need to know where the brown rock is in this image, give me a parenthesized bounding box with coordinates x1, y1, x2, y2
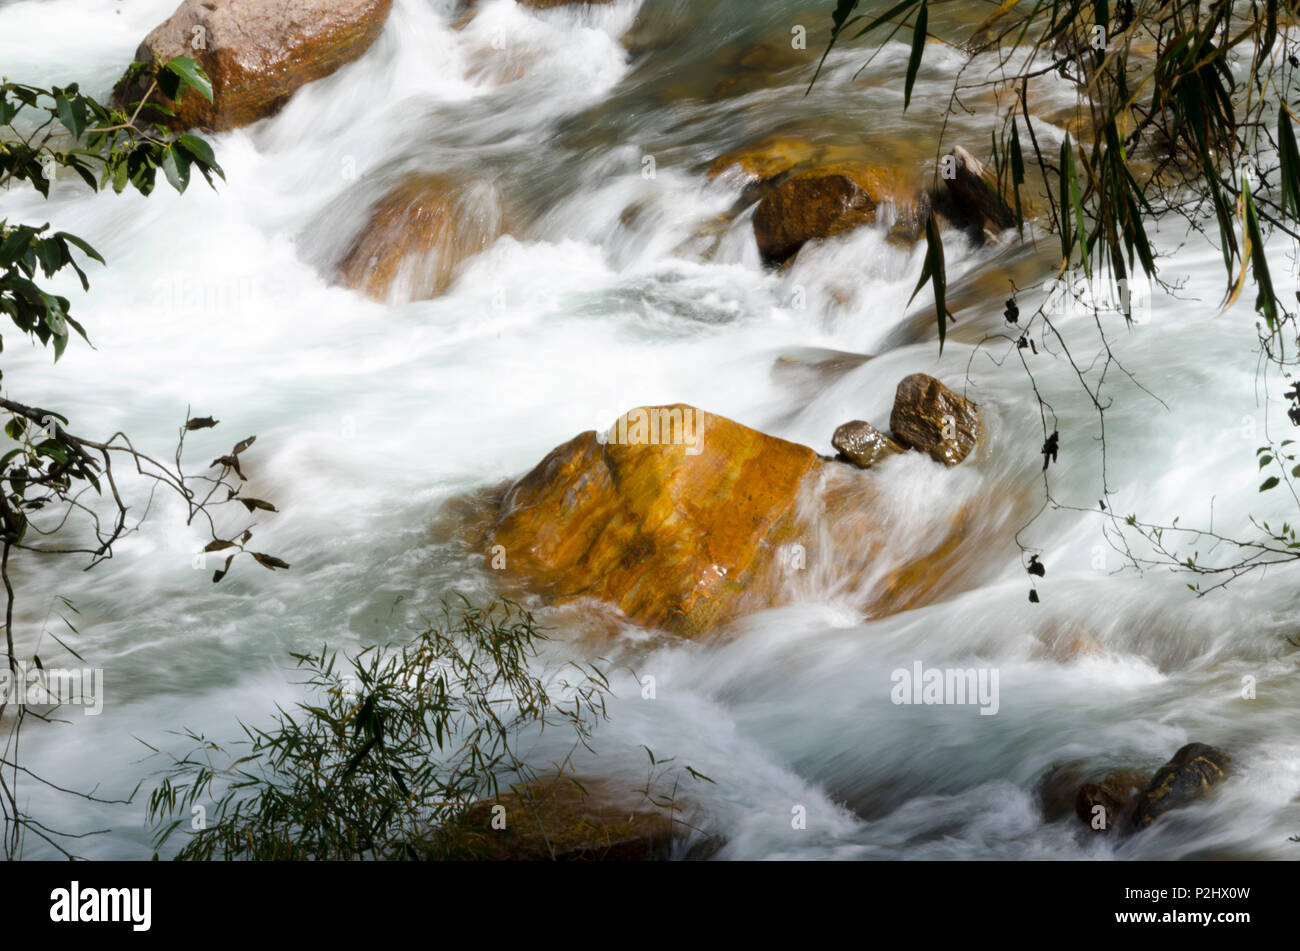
(831, 420, 904, 469)
(518, 0, 615, 8)
(752, 162, 918, 265)
(1066, 744, 1231, 836)
(771, 349, 874, 403)
(1134, 743, 1230, 828)
(114, 0, 393, 132)
(451, 777, 670, 861)
(706, 27, 817, 99)
(1075, 769, 1150, 833)
(1032, 619, 1103, 661)
(483, 404, 1005, 637)
(940, 145, 1016, 242)
(707, 135, 822, 206)
(620, 7, 692, 57)
(734, 34, 814, 72)
(1036, 762, 1089, 822)
(490, 406, 822, 636)
(888, 373, 981, 466)
(670, 212, 734, 262)
(336, 173, 509, 303)
(866, 502, 978, 617)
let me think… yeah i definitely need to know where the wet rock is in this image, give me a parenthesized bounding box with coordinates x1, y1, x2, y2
(1134, 743, 1231, 828)
(734, 35, 814, 73)
(1036, 762, 1090, 822)
(770, 349, 873, 403)
(940, 145, 1016, 243)
(480, 400, 1007, 637)
(519, 0, 616, 7)
(1031, 619, 1103, 661)
(620, 2, 695, 57)
(831, 420, 904, 469)
(866, 503, 981, 618)
(705, 29, 819, 100)
(114, 0, 393, 132)
(335, 172, 510, 303)
(451, 777, 670, 861)
(752, 162, 918, 266)
(1040, 103, 1096, 144)
(888, 374, 981, 466)
(886, 239, 1061, 351)
(670, 212, 735, 262)
(707, 135, 822, 207)
(1063, 744, 1231, 835)
(1075, 769, 1150, 834)
(489, 406, 822, 636)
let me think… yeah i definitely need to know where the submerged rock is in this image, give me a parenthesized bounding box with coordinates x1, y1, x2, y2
(1075, 769, 1150, 834)
(704, 29, 819, 100)
(889, 373, 982, 466)
(707, 135, 822, 207)
(1134, 743, 1231, 828)
(770, 348, 874, 405)
(831, 420, 904, 469)
(752, 162, 918, 266)
(451, 778, 671, 861)
(1063, 743, 1231, 836)
(114, 0, 393, 132)
(335, 172, 510, 303)
(519, 0, 616, 8)
(1036, 762, 1090, 822)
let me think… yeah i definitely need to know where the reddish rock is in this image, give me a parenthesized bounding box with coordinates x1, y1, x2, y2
(336, 173, 510, 303)
(115, 0, 394, 132)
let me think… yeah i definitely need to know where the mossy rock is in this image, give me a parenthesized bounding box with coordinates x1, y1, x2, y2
(450, 780, 674, 861)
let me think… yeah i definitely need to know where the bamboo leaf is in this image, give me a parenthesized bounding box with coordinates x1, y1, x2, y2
(904, 1, 929, 111)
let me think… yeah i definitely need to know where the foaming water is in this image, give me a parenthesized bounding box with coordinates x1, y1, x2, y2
(1, 0, 1299, 858)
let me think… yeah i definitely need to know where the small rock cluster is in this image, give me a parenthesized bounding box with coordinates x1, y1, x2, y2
(1040, 743, 1231, 835)
(832, 373, 982, 469)
(706, 135, 1018, 268)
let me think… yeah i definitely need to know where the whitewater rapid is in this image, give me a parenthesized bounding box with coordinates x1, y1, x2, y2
(1, 0, 1299, 858)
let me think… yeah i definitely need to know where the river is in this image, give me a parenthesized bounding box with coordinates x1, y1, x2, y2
(1, 0, 1298, 859)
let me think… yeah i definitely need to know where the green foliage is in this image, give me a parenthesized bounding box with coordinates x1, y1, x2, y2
(145, 599, 613, 861)
(907, 210, 949, 350)
(814, 1, 1300, 594)
(1, 59, 222, 370)
(817, 0, 1300, 338)
(0, 59, 277, 598)
(903, 0, 927, 111)
(0, 59, 280, 859)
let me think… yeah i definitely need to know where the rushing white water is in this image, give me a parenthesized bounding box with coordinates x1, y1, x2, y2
(2, 0, 1300, 859)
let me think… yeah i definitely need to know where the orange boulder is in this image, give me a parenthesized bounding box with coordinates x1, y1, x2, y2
(752, 162, 921, 265)
(486, 400, 1004, 637)
(336, 173, 510, 303)
(490, 406, 823, 636)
